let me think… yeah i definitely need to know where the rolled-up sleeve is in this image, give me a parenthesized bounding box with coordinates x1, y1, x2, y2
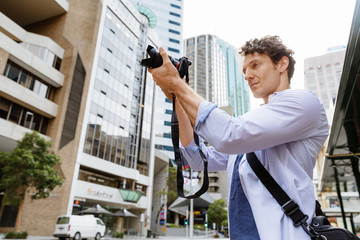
(195, 101, 218, 126)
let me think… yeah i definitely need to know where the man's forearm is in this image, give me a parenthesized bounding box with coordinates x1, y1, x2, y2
(173, 80, 204, 126)
(175, 100, 193, 146)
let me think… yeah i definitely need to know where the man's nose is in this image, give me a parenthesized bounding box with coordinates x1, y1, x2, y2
(244, 70, 254, 81)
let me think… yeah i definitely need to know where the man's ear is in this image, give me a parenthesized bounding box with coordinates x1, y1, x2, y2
(278, 56, 289, 73)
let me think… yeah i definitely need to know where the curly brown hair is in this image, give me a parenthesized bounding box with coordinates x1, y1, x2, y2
(239, 35, 295, 82)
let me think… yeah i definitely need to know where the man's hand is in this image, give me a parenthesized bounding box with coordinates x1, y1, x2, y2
(147, 47, 204, 126)
(148, 47, 184, 97)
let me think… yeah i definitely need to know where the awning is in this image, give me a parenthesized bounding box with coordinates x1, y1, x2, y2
(168, 191, 214, 215)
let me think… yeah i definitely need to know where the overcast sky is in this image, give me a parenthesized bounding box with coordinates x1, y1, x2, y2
(182, 0, 357, 108)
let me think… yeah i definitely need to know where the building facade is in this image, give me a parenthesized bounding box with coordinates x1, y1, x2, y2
(0, 0, 162, 236)
(130, 0, 184, 164)
(128, 1, 184, 235)
(304, 44, 360, 232)
(183, 34, 250, 201)
(304, 47, 346, 110)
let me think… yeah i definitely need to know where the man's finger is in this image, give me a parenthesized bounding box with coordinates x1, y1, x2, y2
(159, 47, 171, 63)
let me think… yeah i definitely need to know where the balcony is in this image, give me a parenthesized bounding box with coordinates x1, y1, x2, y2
(0, 0, 68, 27)
(0, 75, 58, 118)
(0, 118, 50, 152)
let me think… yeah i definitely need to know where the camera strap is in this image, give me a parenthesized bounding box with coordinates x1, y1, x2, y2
(171, 95, 209, 199)
(246, 152, 321, 239)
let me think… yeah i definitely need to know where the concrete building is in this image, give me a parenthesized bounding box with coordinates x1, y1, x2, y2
(304, 47, 346, 110)
(183, 34, 250, 201)
(0, 0, 164, 236)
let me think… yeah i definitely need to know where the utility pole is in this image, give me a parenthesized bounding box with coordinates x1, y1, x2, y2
(205, 213, 208, 237)
(189, 169, 193, 239)
(186, 209, 189, 237)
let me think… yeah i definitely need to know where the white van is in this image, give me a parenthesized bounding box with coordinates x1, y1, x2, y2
(53, 215, 106, 240)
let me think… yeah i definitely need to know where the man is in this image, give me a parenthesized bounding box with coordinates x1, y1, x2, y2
(148, 36, 328, 239)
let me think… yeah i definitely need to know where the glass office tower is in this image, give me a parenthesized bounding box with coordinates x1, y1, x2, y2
(184, 34, 250, 201)
(130, 0, 184, 163)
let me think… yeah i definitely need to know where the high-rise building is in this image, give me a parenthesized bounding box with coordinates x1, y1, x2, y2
(304, 46, 346, 110)
(130, 0, 184, 164)
(0, 0, 164, 236)
(216, 37, 251, 116)
(183, 34, 250, 201)
(184, 34, 250, 116)
(128, 1, 184, 234)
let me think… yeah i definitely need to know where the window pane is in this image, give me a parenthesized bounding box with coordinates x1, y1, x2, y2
(8, 103, 22, 124)
(0, 97, 11, 119)
(21, 111, 34, 128)
(39, 83, 48, 98)
(32, 114, 42, 131)
(7, 64, 20, 82)
(18, 72, 28, 86)
(40, 118, 49, 134)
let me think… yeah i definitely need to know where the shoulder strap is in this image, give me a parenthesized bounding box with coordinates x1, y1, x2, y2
(246, 152, 308, 227)
(171, 96, 208, 199)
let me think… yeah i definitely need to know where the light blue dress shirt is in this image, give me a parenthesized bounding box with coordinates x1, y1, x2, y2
(180, 89, 329, 240)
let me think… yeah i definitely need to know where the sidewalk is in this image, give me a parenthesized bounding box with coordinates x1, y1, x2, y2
(0, 236, 228, 240)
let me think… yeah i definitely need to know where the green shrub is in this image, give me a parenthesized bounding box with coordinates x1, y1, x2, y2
(194, 224, 205, 231)
(4, 231, 28, 239)
(166, 223, 182, 228)
(112, 232, 124, 238)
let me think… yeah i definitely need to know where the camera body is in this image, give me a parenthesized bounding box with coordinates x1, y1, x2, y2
(140, 45, 191, 80)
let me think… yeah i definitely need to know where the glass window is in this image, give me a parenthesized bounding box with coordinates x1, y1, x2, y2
(5, 61, 53, 100)
(32, 114, 42, 131)
(169, 20, 181, 26)
(169, 38, 180, 44)
(40, 117, 49, 135)
(3, 62, 10, 75)
(163, 132, 172, 138)
(46, 51, 55, 67)
(169, 12, 181, 17)
(21, 111, 34, 129)
(53, 56, 62, 70)
(168, 47, 180, 53)
(0, 97, 11, 119)
(169, 29, 180, 35)
(8, 103, 22, 124)
(170, 3, 181, 9)
(33, 80, 49, 98)
(7, 64, 20, 82)
(56, 217, 69, 224)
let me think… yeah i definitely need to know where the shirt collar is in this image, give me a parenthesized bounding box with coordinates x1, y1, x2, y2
(267, 92, 278, 103)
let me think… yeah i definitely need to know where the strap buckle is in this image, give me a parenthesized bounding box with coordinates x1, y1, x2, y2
(300, 220, 322, 239)
(282, 200, 300, 217)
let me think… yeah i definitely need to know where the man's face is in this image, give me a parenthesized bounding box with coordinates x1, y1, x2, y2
(242, 52, 283, 102)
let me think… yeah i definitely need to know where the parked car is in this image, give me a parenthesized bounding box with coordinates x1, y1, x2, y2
(53, 215, 105, 240)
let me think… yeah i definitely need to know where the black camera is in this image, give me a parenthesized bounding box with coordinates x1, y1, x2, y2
(140, 45, 191, 80)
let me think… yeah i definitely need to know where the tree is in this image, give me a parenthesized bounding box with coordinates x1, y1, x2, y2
(0, 131, 63, 206)
(207, 199, 228, 230)
(165, 167, 177, 207)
